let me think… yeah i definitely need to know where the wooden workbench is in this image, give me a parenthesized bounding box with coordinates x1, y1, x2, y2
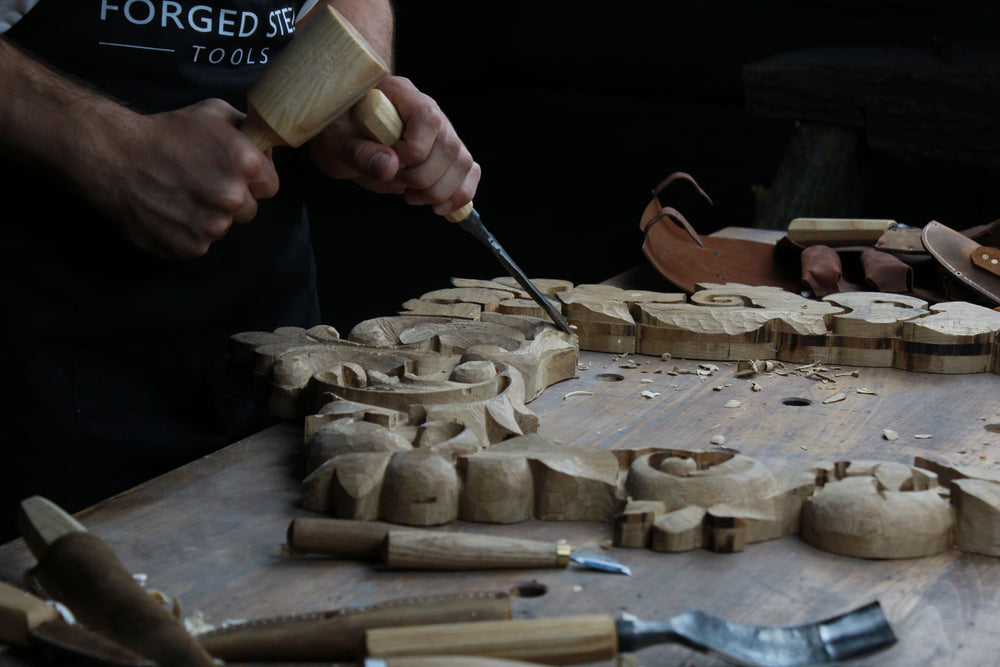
(1, 340, 998, 665)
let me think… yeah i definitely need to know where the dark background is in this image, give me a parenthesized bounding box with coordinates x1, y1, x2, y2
(307, 0, 1000, 334)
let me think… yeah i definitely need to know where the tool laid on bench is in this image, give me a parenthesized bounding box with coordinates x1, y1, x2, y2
(365, 601, 897, 667)
(287, 517, 629, 574)
(15, 495, 219, 667)
(0, 579, 155, 666)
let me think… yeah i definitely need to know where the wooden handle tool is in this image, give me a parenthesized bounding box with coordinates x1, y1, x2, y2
(288, 517, 630, 574)
(363, 657, 551, 666)
(240, 5, 389, 151)
(365, 602, 898, 667)
(287, 518, 570, 570)
(0, 580, 156, 666)
(349, 89, 575, 334)
(366, 615, 619, 665)
(787, 218, 897, 246)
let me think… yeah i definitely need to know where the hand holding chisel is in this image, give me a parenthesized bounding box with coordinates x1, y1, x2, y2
(287, 517, 629, 574)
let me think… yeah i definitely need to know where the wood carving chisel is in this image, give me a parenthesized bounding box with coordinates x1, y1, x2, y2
(351, 89, 575, 335)
(287, 517, 630, 574)
(364, 601, 897, 667)
(0, 580, 155, 666)
(16, 495, 219, 667)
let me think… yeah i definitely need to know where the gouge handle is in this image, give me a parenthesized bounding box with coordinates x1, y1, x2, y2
(365, 657, 550, 667)
(0, 580, 60, 646)
(786, 218, 895, 246)
(351, 88, 474, 223)
(384, 532, 569, 570)
(365, 615, 618, 665)
(287, 517, 394, 558)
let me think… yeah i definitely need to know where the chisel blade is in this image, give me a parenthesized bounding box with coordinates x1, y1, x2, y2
(455, 210, 574, 334)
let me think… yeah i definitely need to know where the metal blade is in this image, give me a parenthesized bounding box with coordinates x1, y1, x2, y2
(617, 600, 896, 666)
(569, 552, 631, 575)
(456, 210, 574, 334)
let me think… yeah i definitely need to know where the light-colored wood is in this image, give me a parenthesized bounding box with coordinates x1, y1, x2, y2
(353, 89, 475, 225)
(365, 615, 618, 664)
(0, 580, 59, 646)
(787, 218, 896, 246)
(16, 495, 87, 557)
(372, 658, 550, 667)
(385, 532, 564, 570)
(242, 6, 388, 150)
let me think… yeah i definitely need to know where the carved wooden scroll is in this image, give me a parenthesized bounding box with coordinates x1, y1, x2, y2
(231, 275, 999, 560)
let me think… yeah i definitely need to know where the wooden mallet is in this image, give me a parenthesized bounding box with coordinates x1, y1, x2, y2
(240, 5, 389, 151)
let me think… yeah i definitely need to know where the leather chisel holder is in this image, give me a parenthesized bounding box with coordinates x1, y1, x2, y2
(639, 173, 1000, 308)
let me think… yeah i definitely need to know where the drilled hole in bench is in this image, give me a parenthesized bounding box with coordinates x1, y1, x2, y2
(783, 397, 813, 407)
(595, 373, 625, 382)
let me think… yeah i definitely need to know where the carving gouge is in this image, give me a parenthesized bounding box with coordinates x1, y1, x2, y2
(365, 601, 897, 667)
(0, 580, 155, 666)
(351, 89, 574, 334)
(287, 517, 629, 574)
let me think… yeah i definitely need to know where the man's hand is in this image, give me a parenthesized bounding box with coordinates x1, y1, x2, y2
(308, 75, 480, 217)
(92, 99, 280, 259)
(1, 38, 279, 260)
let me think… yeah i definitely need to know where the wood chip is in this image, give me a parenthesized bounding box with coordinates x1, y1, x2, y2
(822, 393, 846, 404)
(914, 434, 932, 439)
(750, 381, 762, 392)
(660, 352, 672, 361)
(563, 391, 594, 400)
(709, 434, 726, 445)
(641, 390, 661, 399)
(882, 429, 899, 441)
(856, 387, 877, 395)
(724, 399, 742, 408)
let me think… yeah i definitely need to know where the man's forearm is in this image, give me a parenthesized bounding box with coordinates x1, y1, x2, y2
(0, 37, 133, 190)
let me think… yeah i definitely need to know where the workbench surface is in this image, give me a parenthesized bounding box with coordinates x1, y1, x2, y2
(2, 342, 998, 666)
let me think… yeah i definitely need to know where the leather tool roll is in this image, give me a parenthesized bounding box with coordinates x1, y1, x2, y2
(24, 531, 217, 667)
(639, 173, 801, 294)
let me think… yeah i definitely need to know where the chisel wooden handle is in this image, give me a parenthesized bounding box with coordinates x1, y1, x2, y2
(787, 218, 896, 246)
(287, 518, 570, 570)
(365, 658, 550, 667)
(365, 615, 618, 665)
(0, 580, 59, 646)
(287, 517, 394, 558)
(385, 532, 569, 570)
(351, 88, 474, 223)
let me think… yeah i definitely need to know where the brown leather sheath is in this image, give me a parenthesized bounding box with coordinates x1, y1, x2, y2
(24, 531, 217, 667)
(921, 221, 1000, 306)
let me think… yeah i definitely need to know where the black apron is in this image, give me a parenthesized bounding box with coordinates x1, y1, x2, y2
(1, 0, 320, 538)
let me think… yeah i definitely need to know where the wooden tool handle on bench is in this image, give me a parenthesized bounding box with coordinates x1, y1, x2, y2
(351, 88, 474, 223)
(384, 531, 568, 570)
(368, 657, 551, 666)
(365, 615, 618, 664)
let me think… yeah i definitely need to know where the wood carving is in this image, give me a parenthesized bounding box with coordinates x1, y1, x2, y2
(800, 461, 954, 559)
(232, 276, 1000, 561)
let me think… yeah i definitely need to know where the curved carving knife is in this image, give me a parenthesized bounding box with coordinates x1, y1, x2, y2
(351, 89, 574, 334)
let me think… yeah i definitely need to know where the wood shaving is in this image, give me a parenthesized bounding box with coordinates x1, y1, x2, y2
(709, 434, 726, 445)
(856, 387, 877, 395)
(641, 390, 661, 399)
(724, 399, 742, 408)
(822, 393, 846, 404)
(914, 434, 932, 439)
(563, 391, 595, 400)
(882, 429, 899, 441)
(640, 378, 653, 383)
(750, 381, 762, 392)
(660, 352, 672, 361)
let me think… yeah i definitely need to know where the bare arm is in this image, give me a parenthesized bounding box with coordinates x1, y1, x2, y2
(0, 37, 278, 259)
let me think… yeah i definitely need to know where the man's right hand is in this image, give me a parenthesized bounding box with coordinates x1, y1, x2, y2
(95, 99, 280, 260)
